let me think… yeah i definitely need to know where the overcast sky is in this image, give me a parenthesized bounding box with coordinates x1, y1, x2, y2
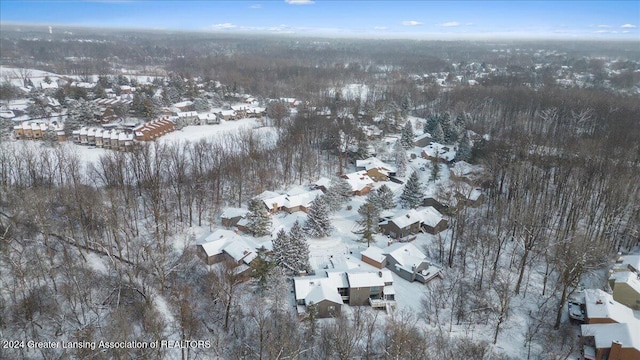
(1, 0, 638, 40)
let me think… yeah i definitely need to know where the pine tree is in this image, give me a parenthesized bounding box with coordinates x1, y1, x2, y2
(251, 246, 273, 293)
(430, 158, 441, 182)
(272, 229, 293, 272)
(324, 177, 352, 212)
(394, 142, 408, 177)
(289, 221, 310, 273)
(246, 198, 272, 237)
(424, 114, 440, 134)
(304, 196, 332, 237)
(193, 96, 211, 113)
(356, 201, 380, 247)
(400, 121, 415, 149)
(441, 113, 459, 143)
(457, 131, 472, 162)
(432, 122, 445, 143)
(400, 171, 423, 209)
(376, 184, 396, 210)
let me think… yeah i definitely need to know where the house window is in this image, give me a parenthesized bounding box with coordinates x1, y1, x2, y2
(370, 286, 380, 292)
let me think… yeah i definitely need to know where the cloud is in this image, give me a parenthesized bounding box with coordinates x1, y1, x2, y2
(465, 22, 474, 26)
(211, 23, 237, 30)
(440, 21, 460, 27)
(596, 24, 612, 28)
(402, 20, 422, 26)
(374, 26, 389, 30)
(621, 24, 637, 28)
(249, 4, 262, 9)
(285, 0, 315, 4)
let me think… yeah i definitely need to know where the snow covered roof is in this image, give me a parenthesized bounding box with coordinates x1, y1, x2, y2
(382, 207, 443, 229)
(361, 246, 386, 263)
(346, 271, 385, 288)
(422, 142, 456, 162)
(341, 171, 374, 192)
(314, 177, 331, 189)
(581, 321, 640, 351)
(222, 241, 257, 264)
(294, 275, 343, 305)
(609, 271, 640, 295)
(355, 157, 396, 173)
(262, 190, 323, 211)
(198, 229, 258, 265)
(221, 207, 250, 219)
(0, 110, 16, 119)
(173, 100, 193, 108)
(177, 111, 197, 117)
(305, 282, 344, 305)
(614, 254, 640, 273)
(583, 289, 635, 323)
(450, 161, 484, 178)
(383, 242, 427, 269)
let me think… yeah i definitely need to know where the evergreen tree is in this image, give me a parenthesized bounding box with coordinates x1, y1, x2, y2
(394, 142, 408, 177)
(193, 96, 211, 113)
(324, 178, 352, 212)
(376, 184, 396, 210)
(64, 99, 99, 137)
(457, 131, 472, 162)
(430, 158, 441, 182)
(289, 221, 310, 273)
(400, 171, 423, 209)
(272, 229, 293, 272)
(246, 198, 272, 237)
(400, 121, 415, 149)
(251, 246, 273, 293)
(432, 122, 445, 143)
(356, 201, 380, 247)
(454, 113, 467, 135)
(441, 113, 459, 143)
(304, 196, 332, 237)
(424, 114, 440, 134)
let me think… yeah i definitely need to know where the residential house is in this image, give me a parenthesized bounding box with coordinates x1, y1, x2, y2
(609, 253, 640, 310)
(176, 111, 199, 127)
(413, 133, 433, 148)
(293, 274, 343, 318)
(421, 142, 456, 163)
(197, 113, 219, 125)
(261, 190, 324, 214)
(230, 105, 247, 119)
(450, 161, 490, 188)
(382, 242, 443, 283)
(172, 101, 195, 112)
(341, 171, 374, 196)
(217, 110, 236, 121)
(454, 182, 485, 208)
(221, 208, 250, 228)
(355, 157, 396, 182)
(422, 197, 450, 213)
(580, 320, 640, 360)
(196, 229, 259, 278)
(312, 177, 331, 193)
(379, 207, 447, 239)
(134, 118, 175, 141)
(361, 246, 387, 269)
(293, 268, 396, 318)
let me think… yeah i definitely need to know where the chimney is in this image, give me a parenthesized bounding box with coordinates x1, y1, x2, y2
(610, 340, 623, 359)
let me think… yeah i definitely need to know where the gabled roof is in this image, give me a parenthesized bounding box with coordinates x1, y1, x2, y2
(355, 157, 396, 173)
(341, 171, 374, 192)
(422, 142, 456, 162)
(383, 242, 427, 269)
(584, 289, 636, 323)
(581, 321, 640, 351)
(361, 246, 386, 263)
(221, 207, 250, 219)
